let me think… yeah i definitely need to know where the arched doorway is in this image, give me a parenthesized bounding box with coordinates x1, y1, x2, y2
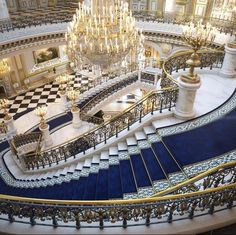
(143, 43, 161, 68)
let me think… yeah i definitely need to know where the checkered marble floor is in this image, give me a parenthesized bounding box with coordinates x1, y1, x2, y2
(0, 74, 92, 121)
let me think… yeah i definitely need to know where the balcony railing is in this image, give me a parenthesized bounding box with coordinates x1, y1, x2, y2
(10, 49, 224, 171)
(22, 86, 178, 170)
(0, 160, 235, 229)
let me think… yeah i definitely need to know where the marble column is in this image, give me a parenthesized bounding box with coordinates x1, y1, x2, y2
(5, 116, 17, 135)
(59, 91, 68, 111)
(174, 77, 201, 120)
(40, 124, 53, 148)
(220, 44, 236, 78)
(0, 0, 9, 22)
(72, 109, 82, 129)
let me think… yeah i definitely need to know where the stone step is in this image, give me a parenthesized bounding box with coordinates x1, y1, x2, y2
(100, 151, 109, 160)
(126, 137, 137, 146)
(117, 142, 128, 151)
(134, 131, 147, 141)
(92, 155, 100, 164)
(109, 146, 118, 156)
(143, 125, 156, 135)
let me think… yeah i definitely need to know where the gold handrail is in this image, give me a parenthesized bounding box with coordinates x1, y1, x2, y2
(151, 159, 236, 197)
(162, 49, 225, 84)
(0, 180, 235, 206)
(80, 72, 138, 114)
(25, 85, 177, 158)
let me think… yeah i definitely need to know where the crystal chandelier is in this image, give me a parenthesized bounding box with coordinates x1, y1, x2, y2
(66, 0, 144, 69)
(0, 59, 10, 76)
(182, 20, 216, 83)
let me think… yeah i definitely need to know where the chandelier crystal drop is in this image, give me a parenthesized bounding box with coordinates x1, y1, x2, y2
(66, 0, 145, 69)
(182, 20, 216, 52)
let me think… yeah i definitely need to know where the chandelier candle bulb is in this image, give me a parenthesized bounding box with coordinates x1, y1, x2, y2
(66, 0, 144, 69)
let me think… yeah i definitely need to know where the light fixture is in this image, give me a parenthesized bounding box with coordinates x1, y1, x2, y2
(34, 105, 48, 129)
(55, 74, 72, 94)
(0, 99, 11, 120)
(181, 20, 216, 83)
(67, 88, 80, 112)
(65, 0, 145, 70)
(0, 59, 10, 76)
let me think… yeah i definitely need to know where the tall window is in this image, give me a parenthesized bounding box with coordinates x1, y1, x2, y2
(211, 0, 236, 20)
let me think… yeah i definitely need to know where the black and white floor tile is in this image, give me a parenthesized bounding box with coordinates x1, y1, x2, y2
(0, 74, 92, 121)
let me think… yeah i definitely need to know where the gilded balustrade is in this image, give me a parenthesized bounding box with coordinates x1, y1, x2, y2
(0, 162, 235, 228)
(23, 86, 178, 170)
(11, 49, 224, 170)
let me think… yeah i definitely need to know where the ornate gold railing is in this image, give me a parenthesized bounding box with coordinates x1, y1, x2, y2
(14, 49, 224, 170)
(133, 11, 236, 36)
(0, 173, 235, 228)
(161, 49, 225, 87)
(152, 160, 236, 197)
(22, 86, 178, 170)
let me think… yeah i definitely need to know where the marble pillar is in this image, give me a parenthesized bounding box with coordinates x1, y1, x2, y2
(39, 124, 53, 147)
(72, 109, 82, 129)
(59, 91, 68, 111)
(138, 69, 142, 81)
(174, 77, 201, 120)
(0, 0, 9, 22)
(220, 44, 236, 78)
(5, 116, 17, 135)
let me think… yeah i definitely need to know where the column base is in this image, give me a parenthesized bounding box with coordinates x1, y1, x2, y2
(4, 116, 17, 135)
(39, 124, 53, 147)
(174, 76, 201, 120)
(174, 108, 196, 120)
(72, 109, 82, 129)
(220, 70, 236, 78)
(59, 91, 68, 111)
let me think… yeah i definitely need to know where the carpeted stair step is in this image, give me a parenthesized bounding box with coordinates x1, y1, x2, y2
(108, 164, 123, 199)
(152, 142, 181, 174)
(119, 159, 137, 194)
(130, 154, 152, 188)
(140, 148, 168, 181)
(83, 173, 98, 200)
(95, 169, 109, 200)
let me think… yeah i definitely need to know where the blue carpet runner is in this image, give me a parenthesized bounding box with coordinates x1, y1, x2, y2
(1, 97, 236, 200)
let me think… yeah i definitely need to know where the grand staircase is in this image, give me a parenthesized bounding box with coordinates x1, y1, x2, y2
(3, 95, 236, 201)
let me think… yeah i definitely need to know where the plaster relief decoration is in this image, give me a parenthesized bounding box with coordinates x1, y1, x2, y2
(33, 47, 59, 64)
